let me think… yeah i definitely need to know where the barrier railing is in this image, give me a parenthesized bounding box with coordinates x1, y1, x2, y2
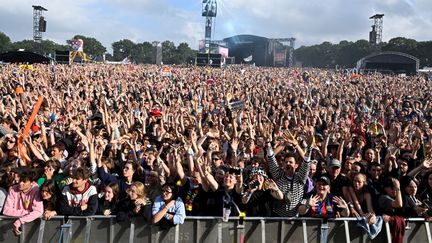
(0, 216, 431, 243)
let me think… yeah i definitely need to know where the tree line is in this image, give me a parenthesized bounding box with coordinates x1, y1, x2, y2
(0, 32, 196, 65)
(294, 37, 432, 68)
(1, 31, 431, 67)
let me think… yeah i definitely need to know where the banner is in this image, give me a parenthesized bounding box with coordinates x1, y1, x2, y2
(160, 66, 172, 77)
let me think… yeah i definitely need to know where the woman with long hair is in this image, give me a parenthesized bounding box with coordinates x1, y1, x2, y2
(152, 183, 186, 229)
(98, 182, 120, 216)
(40, 180, 59, 220)
(0, 134, 22, 166)
(241, 167, 283, 217)
(116, 181, 152, 222)
(346, 173, 383, 239)
(347, 173, 376, 220)
(98, 159, 140, 199)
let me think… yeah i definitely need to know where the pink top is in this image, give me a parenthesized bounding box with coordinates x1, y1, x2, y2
(3, 183, 43, 227)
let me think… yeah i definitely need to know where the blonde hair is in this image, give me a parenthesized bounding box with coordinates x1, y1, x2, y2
(131, 181, 146, 199)
(355, 173, 367, 184)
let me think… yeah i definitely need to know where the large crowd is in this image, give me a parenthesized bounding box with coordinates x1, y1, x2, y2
(0, 63, 431, 241)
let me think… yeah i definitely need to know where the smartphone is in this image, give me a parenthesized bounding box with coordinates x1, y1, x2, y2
(250, 180, 260, 189)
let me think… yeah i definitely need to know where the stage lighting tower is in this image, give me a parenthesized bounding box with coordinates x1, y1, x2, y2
(369, 14, 384, 44)
(32, 5, 48, 43)
(202, 0, 217, 53)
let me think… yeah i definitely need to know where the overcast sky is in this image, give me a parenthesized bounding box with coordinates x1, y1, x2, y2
(1, 0, 432, 53)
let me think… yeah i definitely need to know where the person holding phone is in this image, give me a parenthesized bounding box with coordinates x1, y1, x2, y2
(400, 176, 428, 218)
(242, 167, 283, 216)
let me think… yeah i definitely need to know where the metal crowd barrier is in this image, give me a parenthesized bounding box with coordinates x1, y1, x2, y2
(0, 216, 430, 243)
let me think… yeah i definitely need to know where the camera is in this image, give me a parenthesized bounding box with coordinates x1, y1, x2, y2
(228, 167, 241, 175)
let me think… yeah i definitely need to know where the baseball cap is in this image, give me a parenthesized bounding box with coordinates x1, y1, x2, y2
(317, 176, 331, 185)
(328, 158, 341, 168)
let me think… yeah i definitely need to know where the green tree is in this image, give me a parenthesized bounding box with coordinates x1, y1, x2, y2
(141, 41, 155, 64)
(176, 42, 196, 65)
(416, 41, 432, 67)
(0, 32, 11, 54)
(112, 39, 136, 61)
(382, 37, 417, 55)
(11, 40, 38, 52)
(12, 39, 68, 56)
(295, 40, 378, 68)
(162, 40, 177, 64)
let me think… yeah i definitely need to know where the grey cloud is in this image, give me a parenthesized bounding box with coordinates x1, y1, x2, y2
(1, 0, 432, 53)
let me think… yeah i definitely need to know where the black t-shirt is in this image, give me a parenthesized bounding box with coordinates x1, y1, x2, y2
(246, 190, 274, 217)
(367, 176, 385, 211)
(204, 186, 243, 217)
(97, 197, 118, 215)
(323, 173, 350, 198)
(377, 194, 404, 216)
(178, 178, 207, 216)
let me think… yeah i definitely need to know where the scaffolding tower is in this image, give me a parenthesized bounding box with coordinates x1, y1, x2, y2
(202, 0, 217, 54)
(369, 14, 384, 44)
(32, 5, 47, 43)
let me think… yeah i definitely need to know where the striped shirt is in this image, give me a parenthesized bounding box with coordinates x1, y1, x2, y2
(267, 148, 311, 217)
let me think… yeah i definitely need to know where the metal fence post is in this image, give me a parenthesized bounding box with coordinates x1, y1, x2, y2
(195, 218, 200, 243)
(302, 219, 308, 243)
(217, 220, 222, 243)
(385, 221, 392, 243)
(260, 219, 266, 243)
(109, 217, 114, 243)
(279, 220, 285, 242)
(425, 221, 432, 243)
(320, 220, 329, 243)
(175, 224, 180, 243)
(84, 217, 92, 243)
(36, 219, 46, 243)
(343, 220, 351, 243)
(129, 220, 135, 243)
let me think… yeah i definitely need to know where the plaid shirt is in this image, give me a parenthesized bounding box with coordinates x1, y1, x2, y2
(267, 148, 311, 217)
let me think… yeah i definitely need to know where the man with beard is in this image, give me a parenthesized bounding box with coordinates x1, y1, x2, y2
(266, 131, 313, 217)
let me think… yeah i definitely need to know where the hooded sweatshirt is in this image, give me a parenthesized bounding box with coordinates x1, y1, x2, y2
(59, 181, 98, 216)
(3, 182, 44, 229)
